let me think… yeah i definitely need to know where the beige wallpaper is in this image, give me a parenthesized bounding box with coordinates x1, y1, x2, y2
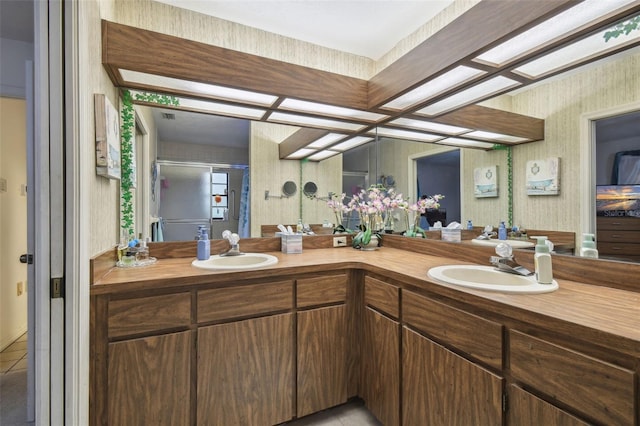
(249, 122, 342, 237)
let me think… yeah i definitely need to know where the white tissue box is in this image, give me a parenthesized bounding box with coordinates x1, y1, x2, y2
(279, 233, 302, 254)
(441, 228, 461, 242)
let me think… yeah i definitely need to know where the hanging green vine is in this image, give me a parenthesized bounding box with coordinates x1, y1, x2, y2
(492, 144, 513, 227)
(119, 90, 179, 239)
(604, 15, 640, 41)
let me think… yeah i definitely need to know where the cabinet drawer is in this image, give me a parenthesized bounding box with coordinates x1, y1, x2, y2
(198, 280, 293, 323)
(297, 274, 347, 308)
(108, 292, 191, 338)
(597, 216, 640, 231)
(509, 330, 635, 426)
(598, 242, 640, 255)
(364, 276, 399, 319)
(596, 230, 640, 243)
(403, 291, 503, 370)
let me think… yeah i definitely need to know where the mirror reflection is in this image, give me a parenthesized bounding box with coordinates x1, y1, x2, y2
(133, 101, 640, 264)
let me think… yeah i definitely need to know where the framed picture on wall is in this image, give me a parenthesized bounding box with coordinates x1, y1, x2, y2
(526, 157, 560, 195)
(474, 166, 498, 198)
(94, 93, 121, 180)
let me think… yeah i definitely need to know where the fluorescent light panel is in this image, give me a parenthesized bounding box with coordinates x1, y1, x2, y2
(280, 98, 387, 122)
(331, 136, 374, 151)
(287, 148, 317, 159)
(464, 130, 529, 143)
(308, 150, 340, 161)
(474, 0, 639, 67)
(375, 127, 443, 142)
(416, 76, 520, 116)
(382, 66, 486, 110)
(308, 133, 346, 149)
(120, 69, 278, 106)
(390, 118, 470, 135)
(436, 138, 495, 149)
(268, 112, 365, 132)
(513, 24, 640, 78)
(129, 90, 266, 119)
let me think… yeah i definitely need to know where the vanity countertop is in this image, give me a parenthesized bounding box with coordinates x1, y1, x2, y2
(92, 246, 640, 357)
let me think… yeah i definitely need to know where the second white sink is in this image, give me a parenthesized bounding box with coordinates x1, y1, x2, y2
(192, 253, 278, 270)
(471, 238, 534, 248)
(427, 264, 558, 294)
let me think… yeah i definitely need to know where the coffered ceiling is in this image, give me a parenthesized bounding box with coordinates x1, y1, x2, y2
(102, 0, 640, 160)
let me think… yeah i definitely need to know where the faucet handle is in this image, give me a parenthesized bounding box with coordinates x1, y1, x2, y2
(495, 242, 512, 258)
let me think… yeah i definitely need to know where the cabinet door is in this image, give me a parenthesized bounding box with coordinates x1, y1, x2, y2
(197, 313, 294, 426)
(297, 305, 348, 417)
(108, 331, 191, 426)
(508, 385, 589, 426)
(402, 327, 503, 426)
(361, 307, 400, 426)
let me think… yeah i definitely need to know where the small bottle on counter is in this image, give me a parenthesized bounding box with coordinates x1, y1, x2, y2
(498, 221, 507, 240)
(580, 233, 599, 258)
(466, 220, 473, 230)
(296, 218, 304, 234)
(197, 231, 210, 260)
(532, 236, 553, 284)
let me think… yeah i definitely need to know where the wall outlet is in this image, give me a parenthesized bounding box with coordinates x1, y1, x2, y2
(333, 236, 347, 247)
(17, 281, 23, 296)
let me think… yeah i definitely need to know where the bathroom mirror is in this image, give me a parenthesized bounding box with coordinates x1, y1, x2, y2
(303, 181, 318, 198)
(282, 180, 297, 197)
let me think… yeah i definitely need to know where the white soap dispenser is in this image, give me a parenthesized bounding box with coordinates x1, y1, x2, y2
(580, 233, 599, 258)
(532, 236, 553, 284)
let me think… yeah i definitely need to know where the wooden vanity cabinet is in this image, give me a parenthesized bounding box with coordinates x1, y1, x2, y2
(360, 276, 401, 426)
(296, 274, 349, 418)
(401, 290, 504, 426)
(196, 280, 295, 426)
(507, 385, 589, 426)
(509, 330, 636, 425)
(93, 292, 193, 426)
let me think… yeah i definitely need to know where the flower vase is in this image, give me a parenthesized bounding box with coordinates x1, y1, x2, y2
(361, 234, 380, 251)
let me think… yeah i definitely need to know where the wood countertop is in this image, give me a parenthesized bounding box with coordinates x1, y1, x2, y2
(92, 246, 640, 358)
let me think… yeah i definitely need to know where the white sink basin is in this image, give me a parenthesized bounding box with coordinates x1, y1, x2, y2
(471, 238, 534, 248)
(427, 265, 558, 294)
(192, 253, 278, 270)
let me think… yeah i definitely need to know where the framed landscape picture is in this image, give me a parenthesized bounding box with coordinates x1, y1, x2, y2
(94, 94, 121, 180)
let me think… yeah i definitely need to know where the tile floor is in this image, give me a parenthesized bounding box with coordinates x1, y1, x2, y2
(284, 400, 382, 426)
(1, 335, 381, 426)
(0, 333, 28, 374)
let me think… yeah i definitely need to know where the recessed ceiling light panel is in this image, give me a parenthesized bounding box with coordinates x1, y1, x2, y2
(474, 0, 639, 67)
(173, 97, 267, 119)
(268, 112, 365, 131)
(382, 66, 486, 110)
(464, 130, 529, 143)
(513, 25, 640, 79)
(308, 150, 340, 161)
(331, 136, 374, 151)
(416, 76, 521, 116)
(390, 118, 470, 135)
(280, 98, 387, 122)
(287, 148, 317, 159)
(308, 133, 346, 149)
(436, 137, 495, 149)
(375, 127, 443, 142)
(120, 69, 278, 106)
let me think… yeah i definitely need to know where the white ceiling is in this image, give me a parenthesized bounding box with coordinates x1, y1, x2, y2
(155, 0, 453, 60)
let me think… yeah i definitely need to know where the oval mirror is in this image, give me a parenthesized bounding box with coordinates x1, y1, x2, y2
(282, 180, 297, 197)
(303, 181, 318, 198)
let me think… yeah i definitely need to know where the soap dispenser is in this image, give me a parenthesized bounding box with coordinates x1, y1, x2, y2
(532, 236, 553, 284)
(580, 233, 599, 258)
(197, 231, 210, 260)
(498, 221, 507, 240)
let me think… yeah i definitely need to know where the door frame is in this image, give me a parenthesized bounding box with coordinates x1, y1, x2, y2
(579, 100, 640, 249)
(408, 146, 464, 219)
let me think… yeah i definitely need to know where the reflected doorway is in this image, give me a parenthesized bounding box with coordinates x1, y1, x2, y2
(414, 149, 461, 226)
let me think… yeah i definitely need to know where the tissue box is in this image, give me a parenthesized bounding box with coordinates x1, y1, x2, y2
(441, 228, 461, 242)
(279, 233, 303, 254)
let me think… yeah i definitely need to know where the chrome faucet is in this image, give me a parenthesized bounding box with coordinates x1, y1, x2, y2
(490, 242, 533, 276)
(220, 230, 244, 256)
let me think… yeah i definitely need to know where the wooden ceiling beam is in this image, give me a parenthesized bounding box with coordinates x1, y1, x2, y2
(278, 128, 331, 159)
(367, 0, 580, 109)
(102, 21, 369, 111)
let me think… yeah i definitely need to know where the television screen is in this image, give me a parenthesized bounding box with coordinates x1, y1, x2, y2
(596, 185, 640, 217)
